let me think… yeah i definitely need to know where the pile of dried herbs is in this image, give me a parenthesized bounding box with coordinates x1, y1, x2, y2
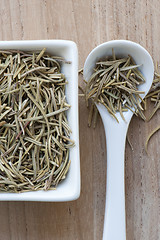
(0, 48, 74, 193)
(80, 54, 160, 153)
(85, 51, 145, 124)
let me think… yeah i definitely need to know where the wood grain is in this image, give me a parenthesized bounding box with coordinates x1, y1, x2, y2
(0, 0, 160, 239)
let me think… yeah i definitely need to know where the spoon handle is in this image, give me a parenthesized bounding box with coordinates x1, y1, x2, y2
(98, 107, 131, 240)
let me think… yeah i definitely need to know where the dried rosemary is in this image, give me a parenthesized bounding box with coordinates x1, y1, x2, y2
(79, 56, 160, 153)
(145, 63, 160, 121)
(144, 63, 160, 152)
(85, 50, 145, 124)
(0, 48, 74, 193)
(145, 125, 160, 154)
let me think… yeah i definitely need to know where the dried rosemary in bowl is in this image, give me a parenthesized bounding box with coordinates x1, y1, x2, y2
(85, 50, 146, 124)
(0, 48, 74, 193)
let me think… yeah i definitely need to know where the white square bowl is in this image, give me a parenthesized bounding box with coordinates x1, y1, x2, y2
(0, 40, 80, 201)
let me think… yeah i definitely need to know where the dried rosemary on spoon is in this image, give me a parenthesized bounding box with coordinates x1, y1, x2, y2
(85, 50, 145, 125)
(79, 53, 160, 153)
(0, 48, 74, 193)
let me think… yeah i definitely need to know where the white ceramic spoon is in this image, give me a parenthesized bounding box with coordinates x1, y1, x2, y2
(83, 40, 154, 240)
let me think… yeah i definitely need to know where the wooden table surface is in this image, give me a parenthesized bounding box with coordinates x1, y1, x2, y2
(0, 0, 160, 239)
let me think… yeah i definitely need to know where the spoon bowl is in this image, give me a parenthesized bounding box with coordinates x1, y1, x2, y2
(83, 40, 154, 240)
